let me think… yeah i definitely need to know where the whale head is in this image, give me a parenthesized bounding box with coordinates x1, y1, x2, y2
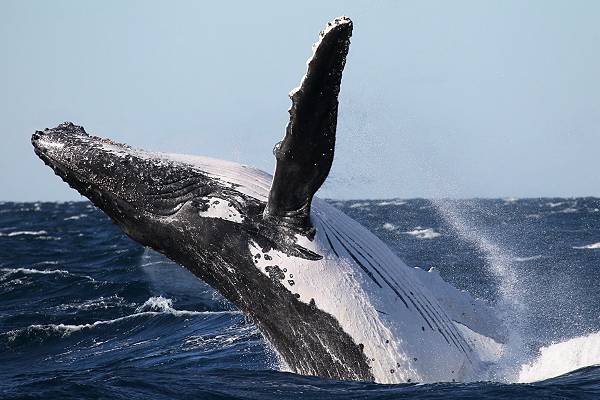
(32, 123, 266, 259)
(31, 122, 320, 282)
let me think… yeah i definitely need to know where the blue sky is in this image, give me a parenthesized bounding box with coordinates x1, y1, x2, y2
(2, 1, 599, 201)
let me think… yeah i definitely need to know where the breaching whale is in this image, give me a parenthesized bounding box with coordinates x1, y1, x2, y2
(31, 16, 506, 383)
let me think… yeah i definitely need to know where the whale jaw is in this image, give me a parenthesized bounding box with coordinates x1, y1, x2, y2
(31, 122, 237, 250)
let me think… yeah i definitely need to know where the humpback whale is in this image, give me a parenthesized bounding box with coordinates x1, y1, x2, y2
(31, 16, 505, 383)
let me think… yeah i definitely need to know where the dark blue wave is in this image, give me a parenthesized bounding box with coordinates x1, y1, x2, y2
(1, 199, 599, 399)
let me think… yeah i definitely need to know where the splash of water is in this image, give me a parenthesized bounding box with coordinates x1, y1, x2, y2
(431, 199, 528, 381)
(518, 331, 600, 382)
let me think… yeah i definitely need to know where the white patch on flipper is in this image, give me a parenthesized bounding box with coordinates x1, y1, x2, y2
(197, 197, 243, 223)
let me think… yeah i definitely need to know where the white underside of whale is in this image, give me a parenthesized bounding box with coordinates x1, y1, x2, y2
(104, 144, 506, 383)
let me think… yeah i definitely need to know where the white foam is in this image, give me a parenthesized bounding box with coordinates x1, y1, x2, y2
(382, 222, 397, 231)
(404, 227, 441, 239)
(58, 295, 131, 311)
(558, 207, 578, 214)
(377, 200, 407, 207)
(135, 296, 177, 313)
(4, 297, 240, 341)
(0, 230, 48, 237)
(348, 202, 370, 209)
(64, 214, 87, 221)
(518, 331, 600, 382)
(182, 323, 259, 351)
(0, 267, 95, 282)
(573, 242, 600, 250)
(0, 267, 69, 276)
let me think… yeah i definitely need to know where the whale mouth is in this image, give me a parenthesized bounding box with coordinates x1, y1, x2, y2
(30, 122, 220, 221)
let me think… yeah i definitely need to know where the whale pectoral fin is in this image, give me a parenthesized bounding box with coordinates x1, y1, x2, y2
(265, 17, 353, 230)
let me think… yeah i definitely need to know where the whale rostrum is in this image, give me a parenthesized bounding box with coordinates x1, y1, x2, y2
(31, 16, 506, 384)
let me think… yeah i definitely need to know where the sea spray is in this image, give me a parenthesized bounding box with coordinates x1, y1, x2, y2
(431, 199, 528, 381)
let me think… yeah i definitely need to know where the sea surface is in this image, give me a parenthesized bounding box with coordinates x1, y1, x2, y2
(1, 198, 599, 399)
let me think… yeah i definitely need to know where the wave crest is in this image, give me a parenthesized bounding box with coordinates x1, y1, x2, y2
(1, 297, 240, 346)
(135, 296, 176, 313)
(518, 331, 600, 383)
(0, 230, 48, 237)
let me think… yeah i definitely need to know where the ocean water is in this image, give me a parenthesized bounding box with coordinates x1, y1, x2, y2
(1, 198, 599, 399)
